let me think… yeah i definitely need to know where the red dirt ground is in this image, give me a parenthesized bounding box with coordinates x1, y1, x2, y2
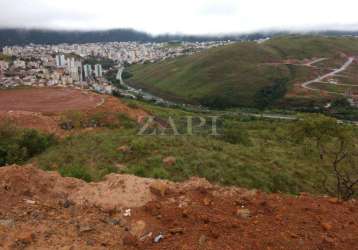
(0, 165, 357, 250)
(0, 88, 103, 113)
(0, 87, 148, 135)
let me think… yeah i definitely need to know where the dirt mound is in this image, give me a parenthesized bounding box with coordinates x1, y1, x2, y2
(0, 165, 164, 210)
(0, 165, 357, 250)
(69, 173, 166, 210)
(0, 165, 85, 207)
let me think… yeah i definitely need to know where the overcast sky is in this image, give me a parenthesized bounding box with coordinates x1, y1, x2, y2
(1, 0, 358, 35)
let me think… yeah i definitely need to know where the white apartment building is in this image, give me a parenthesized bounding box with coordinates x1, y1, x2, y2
(67, 58, 83, 82)
(83, 64, 92, 78)
(55, 54, 66, 67)
(94, 64, 103, 78)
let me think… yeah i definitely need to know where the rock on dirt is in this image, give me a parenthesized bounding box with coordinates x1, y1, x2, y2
(163, 156, 176, 166)
(118, 145, 131, 153)
(130, 220, 147, 238)
(149, 182, 169, 197)
(236, 208, 251, 219)
(321, 222, 333, 231)
(0, 219, 15, 228)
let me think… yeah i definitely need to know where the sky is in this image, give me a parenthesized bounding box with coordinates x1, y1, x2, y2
(1, 0, 358, 35)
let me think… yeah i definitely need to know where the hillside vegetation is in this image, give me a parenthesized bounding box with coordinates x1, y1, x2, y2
(29, 100, 357, 198)
(128, 36, 358, 108)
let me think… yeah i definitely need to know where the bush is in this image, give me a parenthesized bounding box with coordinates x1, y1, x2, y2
(19, 130, 57, 158)
(59, 165, 92, 182)
(151, 167, 170, 180)
(219, 122, 252, 146)
(0, 121, 57, 166)
(60, 111, 137, 130)
(60, 111, 84, 130)
(118, 113, 137, 129)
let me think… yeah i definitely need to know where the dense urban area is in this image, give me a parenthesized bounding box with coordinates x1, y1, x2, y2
(0, 41, 232, 100)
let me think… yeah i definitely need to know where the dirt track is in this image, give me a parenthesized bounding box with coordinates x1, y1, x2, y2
(0, 88, 103, 113)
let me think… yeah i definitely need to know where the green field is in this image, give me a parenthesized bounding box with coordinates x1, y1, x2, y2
(128, 36, 358, 108)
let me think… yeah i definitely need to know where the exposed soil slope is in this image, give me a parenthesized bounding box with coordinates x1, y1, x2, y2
(0, 165, 357, 250)
(0, 87, 148, 135)
(0, 88, 103, 113)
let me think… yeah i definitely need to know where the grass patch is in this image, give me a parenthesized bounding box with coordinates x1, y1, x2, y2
(33, 112, 344, 195)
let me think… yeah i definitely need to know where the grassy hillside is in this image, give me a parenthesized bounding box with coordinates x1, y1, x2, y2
(128, 36, 358, 108)
(29, 100, 357, 197)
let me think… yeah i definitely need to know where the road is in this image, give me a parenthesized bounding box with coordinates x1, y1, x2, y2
(304, 58, 327, 67)
(302, 57, 355, 94)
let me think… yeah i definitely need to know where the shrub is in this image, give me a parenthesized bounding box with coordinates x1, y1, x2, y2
(151, 167, 170, 179)
(219, 122, 252, 146)
(19, 130, 57, 158)
(118, 113, 137, 129)
(59, 111, 137, 130)
(60, 111, 84, 130)
(59, 165, 92, 182)
(0, 121, 57, 166)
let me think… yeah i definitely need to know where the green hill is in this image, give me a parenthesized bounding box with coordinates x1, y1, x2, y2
(128, 36, 358, 108)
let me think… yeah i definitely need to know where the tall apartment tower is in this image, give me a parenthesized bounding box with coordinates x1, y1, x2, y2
(55, 54, 66, 67)
(66, 57, 82, 82)
(83, 64, 92, 78)
(94, 64, 103, 78)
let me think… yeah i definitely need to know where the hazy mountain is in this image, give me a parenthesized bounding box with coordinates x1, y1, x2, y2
(0, 28, 245, 48)
(1, 28, 358, 48)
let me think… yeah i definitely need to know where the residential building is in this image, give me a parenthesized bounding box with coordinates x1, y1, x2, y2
(83, 64, 92, 78)
(94, 64, 103, 78)
(55, 54, 66, 67)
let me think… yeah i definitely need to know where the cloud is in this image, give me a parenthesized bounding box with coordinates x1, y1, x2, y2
(0, 0, 358, 34)
(199, 1, 238, 17)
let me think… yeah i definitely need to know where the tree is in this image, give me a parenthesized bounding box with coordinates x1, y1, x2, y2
(254, 78, 288, 109)
(294, 115, 358, 200)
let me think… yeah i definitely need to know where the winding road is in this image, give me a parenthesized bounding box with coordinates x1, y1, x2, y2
(302, 57, 355, 94)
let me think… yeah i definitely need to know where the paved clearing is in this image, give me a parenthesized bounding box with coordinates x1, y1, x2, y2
(0, 87, 104, 113)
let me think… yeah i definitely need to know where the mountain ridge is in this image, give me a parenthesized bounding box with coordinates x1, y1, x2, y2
(2, 28, 358, 48)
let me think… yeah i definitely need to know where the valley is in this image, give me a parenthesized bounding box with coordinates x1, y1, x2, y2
(0, 35, 358, 249)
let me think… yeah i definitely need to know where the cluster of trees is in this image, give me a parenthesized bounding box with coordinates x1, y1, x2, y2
(122, 70, 133, 80)
(0, 121, 57, 166)
(255, 78, 288, 109)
